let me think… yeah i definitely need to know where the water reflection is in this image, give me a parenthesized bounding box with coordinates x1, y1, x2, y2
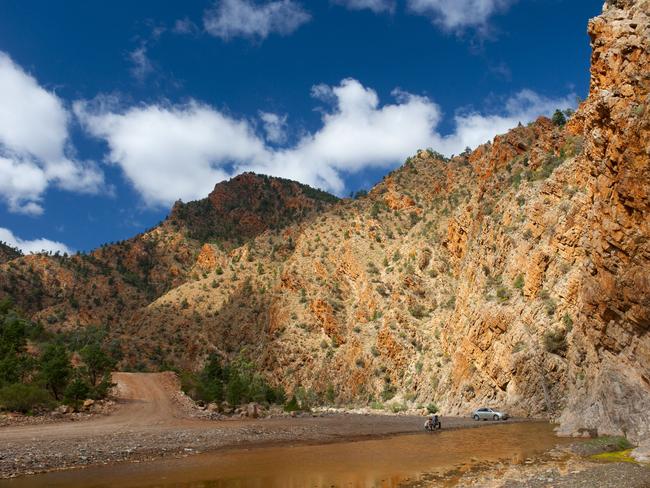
(1, 422, 570, 488)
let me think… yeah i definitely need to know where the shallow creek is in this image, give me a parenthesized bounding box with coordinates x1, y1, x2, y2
(2, 422, 573, 488)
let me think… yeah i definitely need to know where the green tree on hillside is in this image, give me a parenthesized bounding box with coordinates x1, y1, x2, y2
(552, 109, 567, 126)
(0, 301, 31, 386)
(40, 344, 72, 400)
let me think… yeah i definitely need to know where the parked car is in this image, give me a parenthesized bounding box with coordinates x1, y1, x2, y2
(471, 407, 509, 421)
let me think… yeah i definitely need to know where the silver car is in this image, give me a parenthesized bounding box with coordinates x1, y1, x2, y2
(471, 407, 509, 421)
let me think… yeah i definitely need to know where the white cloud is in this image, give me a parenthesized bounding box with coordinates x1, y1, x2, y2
(259, 112, 288, 144)
(76, 79, 574, 206)
(435, 89, 575, 154)
(0, 52, 104, 215)
(407, 0, 514, 30)
(203, 0, 311, 40)
(128, 45, 154, 82)
(0, 227, 71, 255)
(0, 156, 48, 215)
(259, 79, 442, 192)
(74, 100, 268, 206)
(332, 0, 395, 13)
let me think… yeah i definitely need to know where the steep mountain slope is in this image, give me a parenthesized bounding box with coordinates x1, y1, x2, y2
(1, 0, 647, 442)
(0, 174, 338, 333)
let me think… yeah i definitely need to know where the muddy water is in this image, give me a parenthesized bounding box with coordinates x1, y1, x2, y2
(2, 422, 571, 488)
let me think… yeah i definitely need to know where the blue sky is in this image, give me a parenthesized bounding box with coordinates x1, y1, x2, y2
(0, 0, 601, 253)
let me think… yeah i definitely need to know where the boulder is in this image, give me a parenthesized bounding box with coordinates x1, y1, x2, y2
(246, 402, 261, 418)
(56, 405, 71, 414)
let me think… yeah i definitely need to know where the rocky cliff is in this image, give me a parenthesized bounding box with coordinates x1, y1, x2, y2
(557, 0, 650, 441)
(1, 0, 648, 442)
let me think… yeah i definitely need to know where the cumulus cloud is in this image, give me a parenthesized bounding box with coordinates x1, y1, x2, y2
(74, 100, 268, 206)
(407, 0, 514, 30)
(259, 112, 288, 144)
(433, 89, 575, 154)
(76, 79, 574, 206)
(0, 52, 104, 215)
(332, 0, 396, 13)
(259, 79, 442, 192)
(203, 0, 311, 40)
(0, 227, 71, 255)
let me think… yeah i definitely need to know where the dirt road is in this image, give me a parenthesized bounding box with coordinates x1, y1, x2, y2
(0, 373, 198, 442)
(0, 373, 520, 479)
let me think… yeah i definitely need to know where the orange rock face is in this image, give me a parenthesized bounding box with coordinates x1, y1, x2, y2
(195, 244, 218, 270)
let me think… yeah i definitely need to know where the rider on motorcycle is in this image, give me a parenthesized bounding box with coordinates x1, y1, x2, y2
(425, 413, 441, 430)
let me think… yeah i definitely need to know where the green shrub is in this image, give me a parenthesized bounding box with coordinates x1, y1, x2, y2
(390, 402, 406, 413)
(326, 384, 336, 404)
(426, 402, 439, 414)
(496, 286, 511, 303)
(545, 298, 557, 316)
(513, 274, 525, 291)
(409, 304, 428, 319)
(585, 436, 634, 451)
(0, 383, 53, 413)
(544, 328, 567, 355)
(532, 155, 564, 180)
(512, 341, 526, 353)
(563, 313, 574, 331)
(283, 396, 300, 412)
(443, 295, 456, 310)
(381, 383, 396, 401)
(64, 377, 90, 409)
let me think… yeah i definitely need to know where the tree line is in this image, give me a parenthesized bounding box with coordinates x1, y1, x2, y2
(0, 298, 116, 413)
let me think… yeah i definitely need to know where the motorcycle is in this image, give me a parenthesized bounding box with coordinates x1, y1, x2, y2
(424, 416, 441, 431)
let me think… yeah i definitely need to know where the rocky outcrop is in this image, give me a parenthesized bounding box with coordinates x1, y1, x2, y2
(556, 0, 650, 442)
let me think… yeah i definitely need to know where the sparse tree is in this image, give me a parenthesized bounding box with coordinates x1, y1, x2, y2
(552, 109, 567, 126)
